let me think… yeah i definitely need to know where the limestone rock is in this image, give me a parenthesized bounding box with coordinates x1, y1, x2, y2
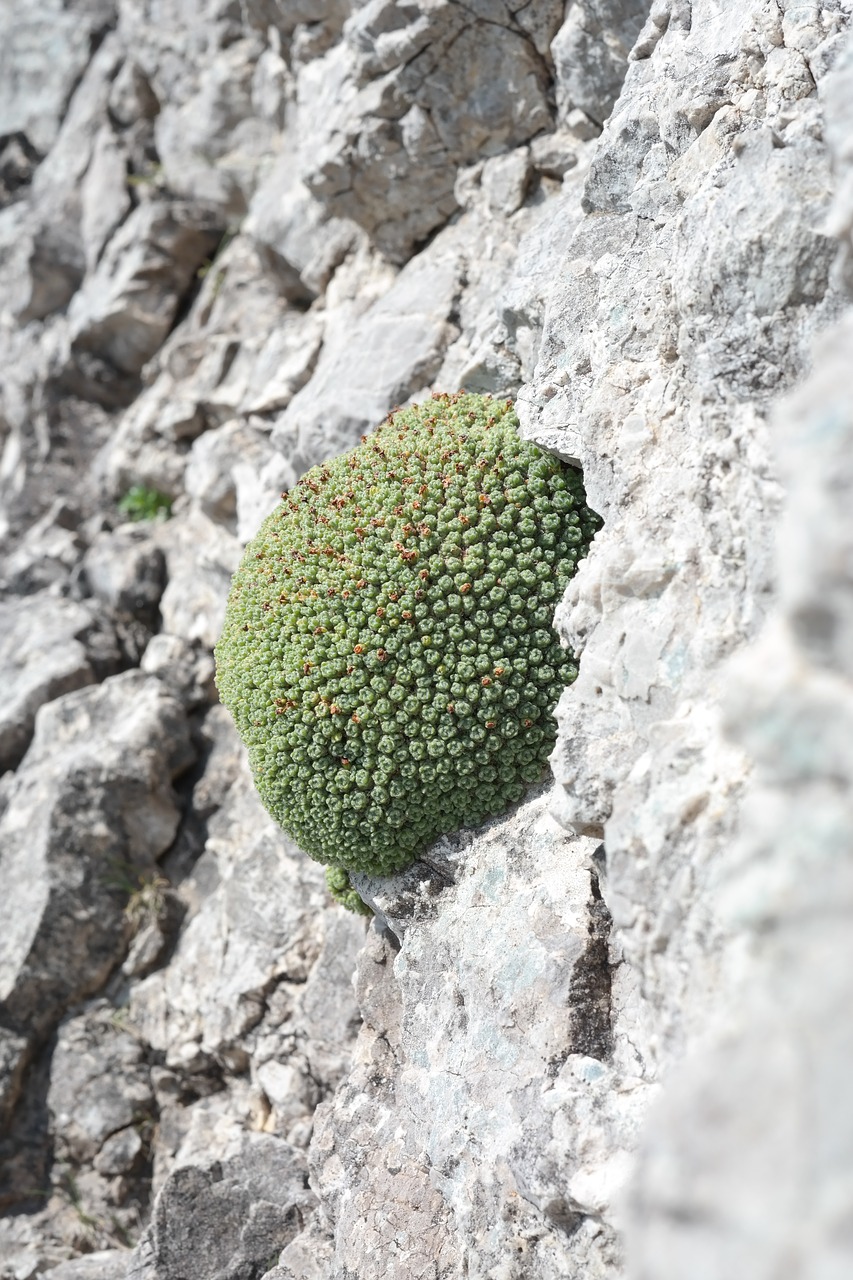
(41, 1253, 130, 1280)
(0, 0, 115, 156)
(69, 201, 223, 375)
(296, 0, 557, 261)
(139, 634, 216, 711)
(127, 1134, 314, 1280)
(0, 591, 118, 774)
(183, 419, 294, 541)
(552, 0, 650, 126)
(95, 236, 315, 499)
(3, 34, 125, 324)
(82, 524, 166, 626)
(48, 1004, 154, 1166)
(127, 747, 364, 1092)
(1, 0, 852, 1275)
(270, 227, 463, 471)
(0, 671, 193, 1042)
(156, 508, 243, 648)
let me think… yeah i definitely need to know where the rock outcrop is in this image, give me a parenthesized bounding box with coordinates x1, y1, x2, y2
(1, 1, 851, 1277)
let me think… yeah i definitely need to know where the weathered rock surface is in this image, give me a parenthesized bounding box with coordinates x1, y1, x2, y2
(0, 669, 191, 1060)
(1, 0, 852, 1277)
(127, 1135, 313, 1280)
(0, 591, 119, 773)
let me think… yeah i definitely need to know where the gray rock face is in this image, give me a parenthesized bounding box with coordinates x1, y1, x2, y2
(49, 1005, 155, 1166)
(553, 0, 650, 126)
(296, 0, 558, 261)
(0, 671, 192, 1042)
(0, 0, 115, 156)
(69, 201, 223, 375)
(1, 0, 852, 1277)
(128, 1135, 313, 1280)
(0, 591, 118, 774)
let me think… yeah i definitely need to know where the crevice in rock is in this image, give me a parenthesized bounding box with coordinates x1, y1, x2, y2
(567, 858, 614, 1061)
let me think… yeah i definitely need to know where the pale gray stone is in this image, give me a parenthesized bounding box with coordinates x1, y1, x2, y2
(49, 1005, 154, 1165)
(80, 126, 131, 272)
(0, 671, 193, 1040)
(40, 1251, 130, 1280)
(95, 234, 308, 498)
(184, 419, 296, 541)
(93, 1126, 144, 1177)
(296, 0, 555, 260)
(552, 0, 650, 127)
(156, 508, 243, 648)
(271, 227, 464, 471)
(0, 592, 116, 774)
(108, 59, 160, 128)
(127, 1134, 314, 1280)
(82, 525, 166, 624)
(3, 35, 125, 324)
(139, 634, 216, 710)
(154, 35, 278, 217)
(0, 0, 114, 156)
(69, 201, 222, 375)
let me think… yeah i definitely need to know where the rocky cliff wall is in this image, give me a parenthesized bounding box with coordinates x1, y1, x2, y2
(0, 2, 851, 1278)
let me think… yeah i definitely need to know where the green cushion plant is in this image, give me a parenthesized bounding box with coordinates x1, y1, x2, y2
(215, 393, 600, 912)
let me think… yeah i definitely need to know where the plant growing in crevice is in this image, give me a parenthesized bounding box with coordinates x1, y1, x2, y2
(117, 485, 172, 523)
(216, 393, 601, 912)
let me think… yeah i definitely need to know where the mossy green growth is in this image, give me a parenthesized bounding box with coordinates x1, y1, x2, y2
(118, 485, 172, 522)
(215, 393, 600, 903)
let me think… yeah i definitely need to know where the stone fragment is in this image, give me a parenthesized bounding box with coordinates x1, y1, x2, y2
(297, 0, 556, 260)
(246, 146, 359, 299)
(41, 1251, 130, 1280)
(82, 524, 166, 625)
(0, 132, 39, 207)
(126, 1134, 314, 1280)
(48, 1004, 154, 1165)
(184, 420, 295, 541)
(156, 508, 243, 648)
(69, 201, 223, 375)
(153, 35, 278, 217)
(4, 35, 124, 324)
(530, 129, 582, 178)
(109, 59, 160, 128)
(481, 147, 532, 216)
(0, 591, 116, 774)
(128, 750, 363, 1074)
(271, 229, 463, 471)
(80, 125, 131, 272)
(0, 670, 193, 1040)
(93, 1126, 145, 1177)
(139, 634, 216, 710)
(0, 0, 114, 155)
(94, 235, 311, 499)
(552, 0, 651, 126)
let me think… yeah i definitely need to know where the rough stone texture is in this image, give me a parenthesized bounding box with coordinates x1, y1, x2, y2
(294, 0, 560, 262)
(0, 670, 192, 1043)
(0, 591, 119, 773)
(624, 37, 853, 1274)
(127, 1135, 314, 1280)
(68, 200, 223, 376)
(1, 1, 853, 1277)
(0, 0, 115, 157)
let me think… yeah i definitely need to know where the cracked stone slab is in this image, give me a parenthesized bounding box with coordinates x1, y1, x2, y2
(0, 670, 193, 1043)
(0, 591, 118, 774)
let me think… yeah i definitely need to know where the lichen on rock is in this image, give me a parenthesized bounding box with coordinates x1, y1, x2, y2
(215, 392, 600, 895)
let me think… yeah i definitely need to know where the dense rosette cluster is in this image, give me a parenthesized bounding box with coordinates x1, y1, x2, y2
(215, 393, 600, 890)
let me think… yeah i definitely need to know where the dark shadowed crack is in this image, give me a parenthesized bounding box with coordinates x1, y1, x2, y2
(568, 859, 613, 1060)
